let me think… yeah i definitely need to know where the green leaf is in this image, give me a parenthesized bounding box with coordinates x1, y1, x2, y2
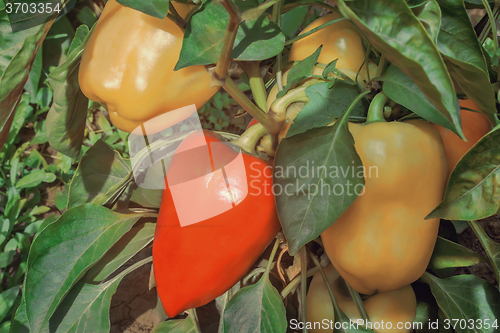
(25, 149, 43, 169)
(42, 277, 123, 333)
(24, 204, 144, 332)
(5, 186, 21, 222)
(29, 205, 51, 216)
(381, 65, 459, 132)
(0, 10, 53, 153)
(16, 169, 49, 189)
(287, 82, 366, 138)
(10, 297, 29, 333)
(129, 186, 163, 208)
(76, 7, 97, 28)
(152, 312, 200, 333)
(45, 25, 93, 159)
(276, 46, 322, 98)
(5, 95, 33, 145)
(0, 250, 15, 268)
(0, 286, 19, 323)
(54, 186, 68, 211)
(176, 0, 284, 69)
(411, 0, 441, 42)
(429, 236, 487, 271)
(222, 274, 286, 333)
(67, 140, 132, 208)
(24, 45, 43, 104)
(42, 17, 75, 71)
(0, 10, 39, 75)
(422, 273, 500, 332)
(281, 6, 308, 40)
(469, 220, 500, 286)
(436, 0, 497, 125)
(337, 0, 464, 138)
(68, 25, 90, 56)
(35, 87, 52, 109)
(86, 222, 155, 282)
(427, 125, 500, 221)
(274, 105, 364, 255)
(117, 0, 170, 19)
(415, 301, 433, 333)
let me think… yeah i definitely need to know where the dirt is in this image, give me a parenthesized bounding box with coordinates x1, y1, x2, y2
(109, 251, 162, 333)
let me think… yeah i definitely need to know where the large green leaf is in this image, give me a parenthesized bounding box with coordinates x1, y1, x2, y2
(0, 10, 53, 153)
(287, 82, 367, 138)
(381, 65, 460, 130)
(411, 0, 441, 42)
(67, 140, 132, 209)
(175, 0, 284, 69)
(429, 236, 487, 271)
(422, 273, 500, 333)
(427, 125, 499, 221)
(436, 0, 497, 125)
(337, 0, 464, 138)
(0, 286, 19, 323)
(41, 277, 123, 333)
(86, 222, 155, 283)
(25, 204, 145, 333)
(222, 274, 286, 333)
(274, 105, 364, 255)
(152, 311, 200, 333)
(469, 220, 500, 285)
(45, 25, 92, 159)
(10, 297, 29, 333)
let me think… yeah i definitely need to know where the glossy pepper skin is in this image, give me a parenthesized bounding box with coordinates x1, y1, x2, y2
(434, 99, 491, 176)
(321, 119, 447, 295)
(288, 13, 370, 78)
(79, 0, 220, 133)
(153, 130, 281, 317)
(266, 13, 376, 140)
(307, 265, 417, 333)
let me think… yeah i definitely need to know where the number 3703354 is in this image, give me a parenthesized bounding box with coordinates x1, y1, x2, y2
(6, 2, 61, 14)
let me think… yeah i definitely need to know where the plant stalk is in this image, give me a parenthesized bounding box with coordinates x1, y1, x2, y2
(366, 92, 389, 124)
(300, 247, 308, 333)
(214, 0, 241, 84)
(239, 61, 267, 111)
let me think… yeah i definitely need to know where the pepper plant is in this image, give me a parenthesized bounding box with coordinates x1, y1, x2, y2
(1, 0, 500, 332)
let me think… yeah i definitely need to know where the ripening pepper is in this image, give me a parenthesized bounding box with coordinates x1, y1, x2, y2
(321, 94, 447, 295)
(79, 0, 220, 133)
(288, 12, 371, 78)
(266, 13, 376, 140)
(153, 130, 281, 317)
(307, 265, 417, 333)
(434, 99, 491, 176)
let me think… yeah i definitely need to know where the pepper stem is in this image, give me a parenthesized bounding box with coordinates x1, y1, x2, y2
(223, 76, 271, 128)
(213, 0, 241, 85)
(238, 61, 267, 111)
(366, 92, 389, 124)
(230, 123, 267, 154)
(346, 283, 370, 323)
(268, 86, 309, 133)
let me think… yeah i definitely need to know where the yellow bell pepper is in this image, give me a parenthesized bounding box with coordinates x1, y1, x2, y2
(321, 94, 447, 295)
(306, 265, 417, 333)
(79, 0, 220, 133)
